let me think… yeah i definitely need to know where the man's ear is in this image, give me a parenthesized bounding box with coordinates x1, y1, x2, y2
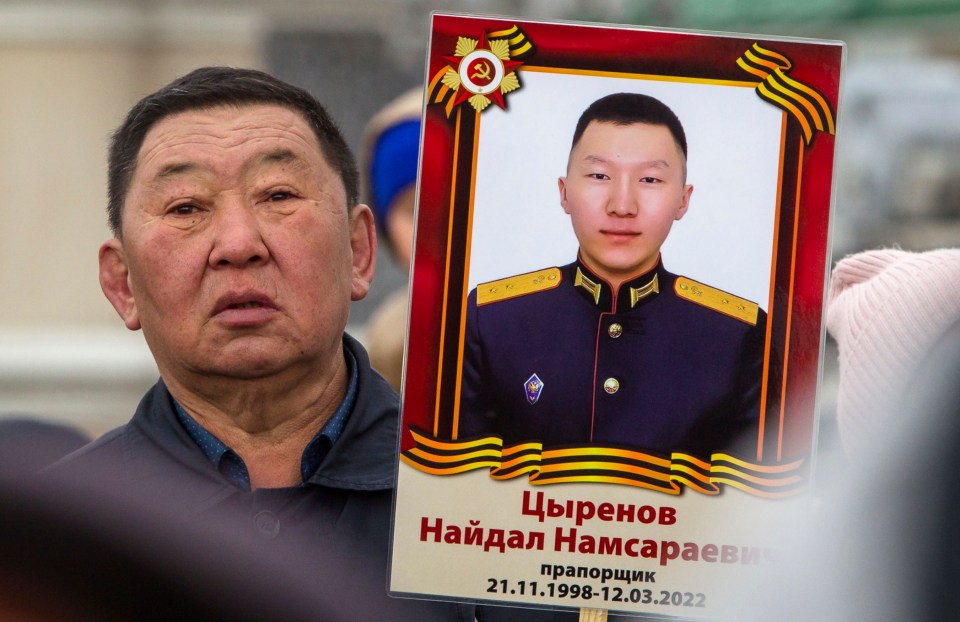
(349, 204, 377, 302)
(675, 184, 694, 221)
(99, 239, 141, 331)
(558, 177, 570, 214)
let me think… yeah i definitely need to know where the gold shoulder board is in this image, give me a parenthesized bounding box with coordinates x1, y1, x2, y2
(674, 277, 760, 326)
(477, 268, 562, 306)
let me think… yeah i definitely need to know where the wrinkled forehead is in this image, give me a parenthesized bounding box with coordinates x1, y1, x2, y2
(138, 104, 321, 164)
(128, 104, 345, 198)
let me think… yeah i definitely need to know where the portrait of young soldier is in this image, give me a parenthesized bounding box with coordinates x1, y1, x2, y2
(458, 93, 767, 459)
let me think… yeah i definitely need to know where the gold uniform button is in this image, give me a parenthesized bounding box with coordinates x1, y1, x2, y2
(603, 378, 620, 394)
(607, 323, 623, 338)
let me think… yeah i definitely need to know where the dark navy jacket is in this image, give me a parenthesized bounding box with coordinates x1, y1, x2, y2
(459, 258, 766, 458)
(46, 336, 473, 622)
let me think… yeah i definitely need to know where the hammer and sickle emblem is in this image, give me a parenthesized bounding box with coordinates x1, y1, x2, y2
(471, 60, 492, 81)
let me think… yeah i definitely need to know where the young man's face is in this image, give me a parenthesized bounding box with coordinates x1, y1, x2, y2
(558, 120, 693, 286)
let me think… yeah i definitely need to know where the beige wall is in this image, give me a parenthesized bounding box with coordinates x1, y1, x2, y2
(0, 3, 263, 434)
(0, 4, 263, 328)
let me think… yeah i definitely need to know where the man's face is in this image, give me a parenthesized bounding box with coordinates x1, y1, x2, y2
(385, 186, 416, 271)
(99, 104, 375, 383)
(558, 120, 693, 285)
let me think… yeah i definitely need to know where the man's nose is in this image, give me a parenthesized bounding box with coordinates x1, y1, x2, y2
(208, 201, 270, 267)
(607, 179, 639, 217)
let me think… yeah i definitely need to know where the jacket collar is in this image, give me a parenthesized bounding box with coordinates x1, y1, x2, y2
(126, 334, 397, 502)
(305, 334, 398, 490)
(572, 255, 665, 313)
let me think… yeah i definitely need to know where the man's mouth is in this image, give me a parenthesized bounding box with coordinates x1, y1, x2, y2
(213, 292, 278, 320)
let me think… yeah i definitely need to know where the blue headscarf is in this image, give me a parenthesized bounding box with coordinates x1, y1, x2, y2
(369, 119, 420, 231)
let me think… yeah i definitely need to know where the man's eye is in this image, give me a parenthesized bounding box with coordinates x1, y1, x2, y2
(639, 176, 661, 183)
(268, 191, 292, 201)
(588, 173, 610, 180)
(172, 204, 198, 215)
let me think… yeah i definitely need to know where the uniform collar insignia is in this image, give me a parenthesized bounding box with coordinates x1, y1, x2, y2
(572, 255, 664, 311)
(630, 274, 659, 308)
(573, 267, 601, 306)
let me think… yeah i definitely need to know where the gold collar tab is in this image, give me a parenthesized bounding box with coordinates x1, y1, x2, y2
(574, 267, 601, 305)
(629, 274, 660, 308)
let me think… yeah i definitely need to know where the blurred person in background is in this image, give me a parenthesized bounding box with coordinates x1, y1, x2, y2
(826, 248, 960, 457)
(361, 87, 422, 391)
(44, 66, 472, 621)
(734, 248, 960, 622)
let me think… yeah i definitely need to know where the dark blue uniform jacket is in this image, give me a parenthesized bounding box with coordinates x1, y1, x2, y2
(459, 258, 767, 458)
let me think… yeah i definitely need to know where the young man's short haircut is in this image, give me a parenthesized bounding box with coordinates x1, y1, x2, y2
(571, 92, 687, 159)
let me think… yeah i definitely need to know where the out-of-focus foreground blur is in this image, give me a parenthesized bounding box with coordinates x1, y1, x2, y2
(1, 0, 958, 443)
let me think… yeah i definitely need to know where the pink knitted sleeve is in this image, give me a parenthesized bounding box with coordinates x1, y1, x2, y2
(826, 248, 960, 454)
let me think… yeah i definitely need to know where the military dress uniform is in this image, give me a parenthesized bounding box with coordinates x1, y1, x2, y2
(458, 257, 767, 459)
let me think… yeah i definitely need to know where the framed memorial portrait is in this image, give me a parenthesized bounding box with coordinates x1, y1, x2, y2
(390, 12, 843, 618)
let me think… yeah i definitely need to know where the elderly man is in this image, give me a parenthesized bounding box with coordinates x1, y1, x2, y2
(48, 67, 470, 620)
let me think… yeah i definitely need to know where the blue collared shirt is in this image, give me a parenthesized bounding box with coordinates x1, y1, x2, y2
(174, 351, 358, 491)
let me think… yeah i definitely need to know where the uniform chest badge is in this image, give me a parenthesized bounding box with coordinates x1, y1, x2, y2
(524, 374, 544, 405)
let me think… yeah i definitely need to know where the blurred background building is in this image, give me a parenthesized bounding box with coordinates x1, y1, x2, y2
(1, 0, 958, 447)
